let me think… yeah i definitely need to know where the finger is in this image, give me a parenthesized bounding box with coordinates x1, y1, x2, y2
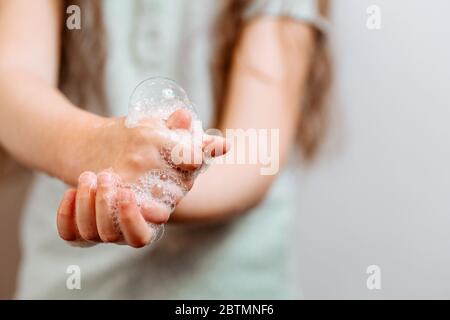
(75, 171, 99, 241)
(167, 108, 192, 130)
(57, 188, 78, 241)
(172, 143, 203, 171)
(118, 188, 153, 248)
(95, 171, 121, 243)
(140, 200, 171, 224)
(203, 135, 229, 157)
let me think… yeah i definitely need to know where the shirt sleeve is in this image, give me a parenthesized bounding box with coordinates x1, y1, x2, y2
(244, 0, 329, 34)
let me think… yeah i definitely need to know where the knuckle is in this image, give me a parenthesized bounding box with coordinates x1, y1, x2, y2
(79, 171, 96, 185)
(79, 171, 96, 179)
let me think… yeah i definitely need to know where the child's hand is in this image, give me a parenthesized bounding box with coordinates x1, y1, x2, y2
(57, 171, 165, 248)
(56, 109, 228, 248)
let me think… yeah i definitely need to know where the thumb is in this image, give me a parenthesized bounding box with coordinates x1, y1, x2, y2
(203, 135, 229, 157)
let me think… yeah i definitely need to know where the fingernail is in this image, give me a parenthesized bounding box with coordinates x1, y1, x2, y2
(79, 172, 96, 185)
(98, 172, 113, 186)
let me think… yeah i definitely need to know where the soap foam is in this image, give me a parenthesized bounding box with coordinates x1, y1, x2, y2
(119, 77, 209, 245)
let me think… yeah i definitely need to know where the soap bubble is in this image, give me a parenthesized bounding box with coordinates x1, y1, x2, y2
(119, 77, 208, 245)
(126, 77, 198, 127)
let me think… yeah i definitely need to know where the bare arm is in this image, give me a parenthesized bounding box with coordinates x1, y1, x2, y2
(172, 17, 314, 223)
(0, 0, 205, 189)
(1, 1, 224, 248)
(0, 0, 105, 184)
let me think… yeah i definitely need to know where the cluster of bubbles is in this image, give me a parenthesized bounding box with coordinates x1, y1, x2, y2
(126, 77, 197, 125)
(120, 77, 208, 243)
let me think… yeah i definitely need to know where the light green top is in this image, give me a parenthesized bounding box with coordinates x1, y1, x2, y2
(16, 0, 325, 299)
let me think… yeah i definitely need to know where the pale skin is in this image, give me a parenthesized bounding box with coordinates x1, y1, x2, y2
(0, 0, 314, 247)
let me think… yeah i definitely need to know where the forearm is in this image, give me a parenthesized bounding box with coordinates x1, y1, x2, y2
(171, 161, 274, 223)
(171, 17, 314, 223)
(0, 69, 102, 185)
(171, 73, 301, 223)
(0, 0, 99, 184)
(171, 107, 297, 223)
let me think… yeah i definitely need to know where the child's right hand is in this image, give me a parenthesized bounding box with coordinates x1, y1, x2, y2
(61, 108, 202, 185)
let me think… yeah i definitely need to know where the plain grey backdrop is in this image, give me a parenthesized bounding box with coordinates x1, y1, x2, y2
(1, 0, 450, 299)
(294, 0, 450, 299)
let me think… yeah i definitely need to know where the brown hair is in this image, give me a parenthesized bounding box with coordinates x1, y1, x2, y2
(59, 0, 331, 159)
(60, 0, 107, 114)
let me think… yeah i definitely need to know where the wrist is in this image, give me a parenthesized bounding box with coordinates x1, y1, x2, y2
(55, 110, 107, 185)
